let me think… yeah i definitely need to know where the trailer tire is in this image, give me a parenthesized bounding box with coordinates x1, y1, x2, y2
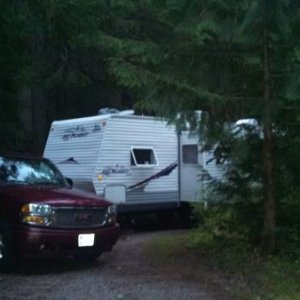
(178, 203, 193, 228)
(157, 211, 176, 226)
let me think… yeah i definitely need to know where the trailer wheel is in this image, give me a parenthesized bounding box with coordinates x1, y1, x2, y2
(177, 203, 193, 228)
(157, 211, 175, 224)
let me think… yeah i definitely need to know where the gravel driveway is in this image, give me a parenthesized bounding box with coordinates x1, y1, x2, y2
(0, 230, 224, 300)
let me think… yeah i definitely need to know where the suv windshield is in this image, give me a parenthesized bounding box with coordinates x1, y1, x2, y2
(0, 155, 66, 186)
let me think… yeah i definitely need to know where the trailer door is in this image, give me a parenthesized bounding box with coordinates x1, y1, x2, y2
(180, 143, 203, 202)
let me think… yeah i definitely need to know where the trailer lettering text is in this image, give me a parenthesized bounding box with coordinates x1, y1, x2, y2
(102, 165, 130, 176)
(62, 124, 101, 141)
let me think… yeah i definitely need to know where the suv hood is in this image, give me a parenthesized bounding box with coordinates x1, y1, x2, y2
(0, 184, 110, 207)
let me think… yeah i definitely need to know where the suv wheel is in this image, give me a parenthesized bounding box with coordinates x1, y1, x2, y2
(75, 253, 101, 263)
(0, 223, 15, 271)
(0, 232, 4, 259)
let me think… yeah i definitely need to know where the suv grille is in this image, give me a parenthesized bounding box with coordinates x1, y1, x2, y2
(52, 207, 107, 228)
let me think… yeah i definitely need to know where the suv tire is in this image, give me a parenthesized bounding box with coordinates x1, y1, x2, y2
(0, 221, 15, 272)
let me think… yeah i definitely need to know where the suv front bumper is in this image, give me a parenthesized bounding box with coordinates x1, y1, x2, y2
(12, 223, 120, 259)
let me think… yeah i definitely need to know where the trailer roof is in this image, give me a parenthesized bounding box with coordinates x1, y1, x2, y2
(52, 114, 112, 125)
(51, 113, 165, 126)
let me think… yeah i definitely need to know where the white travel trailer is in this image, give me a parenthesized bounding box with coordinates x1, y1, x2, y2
(43, 109, 224, 214)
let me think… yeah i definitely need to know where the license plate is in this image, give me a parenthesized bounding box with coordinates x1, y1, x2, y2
(78, 233, 95, 247)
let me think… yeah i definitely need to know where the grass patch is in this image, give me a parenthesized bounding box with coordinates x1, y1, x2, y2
(143, 234, 188, 264)
(143, 229, 300, 299)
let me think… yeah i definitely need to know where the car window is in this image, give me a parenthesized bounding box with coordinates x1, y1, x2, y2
(0, 156, 66, 186)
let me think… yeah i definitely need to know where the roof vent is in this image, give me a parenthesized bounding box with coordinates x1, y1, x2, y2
(118, 110, 135, 116)
(98, 108, 120, 115)
(98, 108, 135, 116)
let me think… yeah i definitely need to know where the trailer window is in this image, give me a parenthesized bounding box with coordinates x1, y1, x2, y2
(131, 147, 158, 167)
(182, 144, 198, 164)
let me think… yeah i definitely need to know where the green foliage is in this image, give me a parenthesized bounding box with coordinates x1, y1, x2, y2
(193, 201, 263, 246)
(0, 0, 134, 152)
(0, 0, 28, 151)
(192, 183, 300, 258)
(145, 230, 300, 299)
(259, 257, 300, 300)
(103, 0, 300, 255)
(276, 188, 300, 257)
(1, 0, 300, 256)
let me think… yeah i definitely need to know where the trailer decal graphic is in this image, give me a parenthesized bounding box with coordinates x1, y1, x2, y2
(128, 162, 178, 191)
(58, 157, 79, 164)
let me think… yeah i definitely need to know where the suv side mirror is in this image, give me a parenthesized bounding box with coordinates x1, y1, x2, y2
(65, 177, 73, 188)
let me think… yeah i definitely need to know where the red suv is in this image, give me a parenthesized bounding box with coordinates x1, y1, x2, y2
(0, 153, 119, 270)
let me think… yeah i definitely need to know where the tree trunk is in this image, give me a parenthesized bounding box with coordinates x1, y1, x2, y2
(31, 84, 48, 154)
(262, 125, 276, 254)
(262, 8, 276, 255)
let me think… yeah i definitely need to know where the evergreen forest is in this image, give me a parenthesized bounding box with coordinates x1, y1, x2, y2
(1, 0, 300, 266)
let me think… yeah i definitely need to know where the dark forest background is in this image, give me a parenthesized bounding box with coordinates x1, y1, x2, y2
(1, 0, 300, 256)
(0, 0, 135, 154)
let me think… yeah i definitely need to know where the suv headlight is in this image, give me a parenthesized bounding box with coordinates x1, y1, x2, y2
(21, 203, 53, 226)
(106, 205, 117, 225)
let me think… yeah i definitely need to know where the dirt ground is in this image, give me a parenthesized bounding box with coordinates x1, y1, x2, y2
(0, 229, 231, 300)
